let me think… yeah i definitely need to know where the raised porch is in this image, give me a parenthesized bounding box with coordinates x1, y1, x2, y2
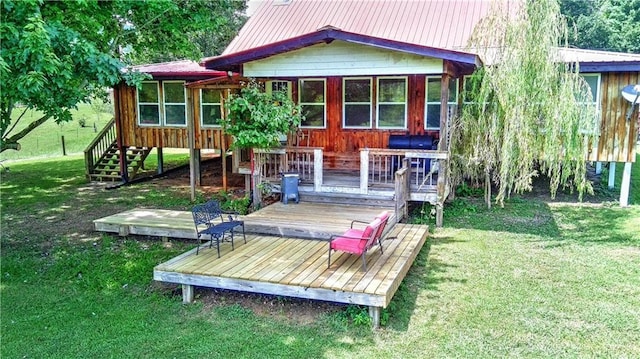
(238, 147, 449, 225)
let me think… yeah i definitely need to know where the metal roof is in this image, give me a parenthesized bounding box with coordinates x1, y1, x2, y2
(224, 0, 497, 55)
(130, 60, 227, 80)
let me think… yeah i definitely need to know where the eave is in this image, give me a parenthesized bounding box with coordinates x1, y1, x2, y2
(203, 28, 481, 73)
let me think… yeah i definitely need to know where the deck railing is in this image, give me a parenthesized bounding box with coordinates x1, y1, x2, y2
(394, 158, 410, 221)
(84, 118, 116, 179)
(253, 147, 323, 191)
(360, 148, 448, 191)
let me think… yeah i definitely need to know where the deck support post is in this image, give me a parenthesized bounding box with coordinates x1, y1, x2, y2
(595, 161, 602, 175)
(608, 162, 616, 189)
(360, 149, 369, 194)
(187, 88, 197, 201)
(314, 148, 323, 192)
(182, 284, 194, 303)
(369, 306, 381, 329)
(157, 147, 164, 174)
(620, 162, 632, 207)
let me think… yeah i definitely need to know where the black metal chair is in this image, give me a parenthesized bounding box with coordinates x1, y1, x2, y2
(191, 201, 246, 257)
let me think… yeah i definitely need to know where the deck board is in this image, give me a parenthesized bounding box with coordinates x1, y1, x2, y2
(153, 223, 428, 309)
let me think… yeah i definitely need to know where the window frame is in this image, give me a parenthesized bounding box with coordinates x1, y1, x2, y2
(424, 76, 459, 131)
(266, 80, 292, 100)
(137, 81, 161, 127)
(298, 78, 326, 129)
(342, 77, 373, 129)
(376, 76, 408, 130)
(200, 88, 224, 128)
(162, 80, 187, 127)
(579, 73, 602, 135)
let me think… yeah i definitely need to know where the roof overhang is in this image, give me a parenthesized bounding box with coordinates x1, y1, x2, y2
(578, 62, 640, 73)
(203, 28, 482, 73)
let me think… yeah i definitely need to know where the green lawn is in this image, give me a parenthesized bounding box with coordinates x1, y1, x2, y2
(1, 155, 639, 358)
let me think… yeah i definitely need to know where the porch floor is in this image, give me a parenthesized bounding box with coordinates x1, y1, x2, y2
(154, 222, 428, 314)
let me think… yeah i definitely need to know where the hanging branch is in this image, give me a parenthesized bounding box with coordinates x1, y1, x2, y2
(451, 0, 595, 207)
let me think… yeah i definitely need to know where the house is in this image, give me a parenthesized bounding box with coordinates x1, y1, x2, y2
(89, 0, 640, 225)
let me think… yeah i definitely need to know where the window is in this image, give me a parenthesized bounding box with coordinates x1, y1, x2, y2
(201, 89, 223, 127)
(163, 81, 186, 126)
(137, 82, 160, 126)
(299, 79, 326, 128)
(579, 73, 601, 134)
(343, 78, 372, 128)
(425, 76, 458, 130)
(377, 77, 407, 129)
(266, 80, 292, 99)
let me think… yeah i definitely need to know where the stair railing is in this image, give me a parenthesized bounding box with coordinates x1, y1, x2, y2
(84, 118, 116, 179)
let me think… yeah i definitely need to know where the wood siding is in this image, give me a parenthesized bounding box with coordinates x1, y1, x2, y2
(592, 71, 639, 163)
(244, 41, 443, 77)
(113, 83, 226, 150)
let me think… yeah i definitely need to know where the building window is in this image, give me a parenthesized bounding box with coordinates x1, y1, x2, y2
(579, 73, 601, 134)
(137, 81, 161, 126)
(163, 81, 186, 126)
(343, 78, 372, 128)
(299, 79, 326, 128)
(266, 80, 292, 99)
(201, 89, 223, 127)
(425, 76, 458, 130)
(377, 77, 407, 129)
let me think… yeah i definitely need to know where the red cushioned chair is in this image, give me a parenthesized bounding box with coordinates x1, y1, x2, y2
(328, 211, 390, 271)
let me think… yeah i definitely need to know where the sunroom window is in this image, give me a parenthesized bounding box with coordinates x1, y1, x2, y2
(163, 81, 187, 126)
(137, 82, 161, 126)
(343, 78, 372, 128)
(299, 79, 326, 128)
(266, 80, 292, 99)
(201, 89, 223, 127)
(377, 77, 407, 129)
(425, 77, 458, 130)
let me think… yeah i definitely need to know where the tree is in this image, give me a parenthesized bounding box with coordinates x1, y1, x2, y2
(451, 0, 594, 207)
(0, 0, 247, 153)
(560, 0, 640, 53)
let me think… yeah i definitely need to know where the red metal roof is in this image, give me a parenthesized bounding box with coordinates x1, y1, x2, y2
(224, 0, 499, 55)
(130, 60, 227, 80)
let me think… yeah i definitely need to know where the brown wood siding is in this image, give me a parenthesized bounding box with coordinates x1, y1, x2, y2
(300, 75, 428, 170)
(594, 72, 639, 163)
(115, 83, 226, 150)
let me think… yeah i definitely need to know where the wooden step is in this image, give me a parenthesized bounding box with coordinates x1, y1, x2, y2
(298, 191, 395, 208)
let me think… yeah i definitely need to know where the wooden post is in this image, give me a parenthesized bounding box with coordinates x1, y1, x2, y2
(369, 306, 381, 329)
(194, 149, 202, 187)
(114, 85, 128, 182)
(595, 162, 602, 175)
(436, 69, 451, 228)
(186, 88, 197, 201)
(221, 132, 227, 191)
(314, 148, 323, 192)
(620, 162, 632, 207)
(360, 149, 369, 194)
(182, 284, 194, 303)
(608, 162, 616, 189)
(61, 136, 67, 156)
(157, 147, 164, 174)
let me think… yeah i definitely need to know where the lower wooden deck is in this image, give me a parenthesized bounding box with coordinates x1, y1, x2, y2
(94, 202, 396, 240)
(154, 223, 428, 320)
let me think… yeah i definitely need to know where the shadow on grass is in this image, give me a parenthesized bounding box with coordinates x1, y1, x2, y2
(385, 236, 466, 331)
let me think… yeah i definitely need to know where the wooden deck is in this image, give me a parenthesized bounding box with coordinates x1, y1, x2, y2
(94, 202, 397, 240)
(154, 223, 428, 327)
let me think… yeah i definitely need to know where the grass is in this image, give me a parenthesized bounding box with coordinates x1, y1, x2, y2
(1, 155, 639, 358)
(0, 103, 113, 162)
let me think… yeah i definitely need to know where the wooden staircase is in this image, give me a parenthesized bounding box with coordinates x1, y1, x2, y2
(84, 119, 152, 182)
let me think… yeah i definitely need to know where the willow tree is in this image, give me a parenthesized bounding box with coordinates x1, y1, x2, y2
(450, 0, 595, 207)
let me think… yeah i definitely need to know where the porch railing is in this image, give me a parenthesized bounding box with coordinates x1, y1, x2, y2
(394, 158, 410, 221)
(360, 148, 448, 192)
(253, 147, 323, 191)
